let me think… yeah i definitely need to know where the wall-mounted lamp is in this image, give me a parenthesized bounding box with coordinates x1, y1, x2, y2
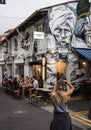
(82, 61, 87, 68)
(47, 49, 58, 59)
(47, 49, 58, 54)
(42, 57, 46, 66)
(42, 57, 46, 80)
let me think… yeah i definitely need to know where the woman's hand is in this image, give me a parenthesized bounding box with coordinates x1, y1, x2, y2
(63, 80, 75, 96)
(63, 80, 68, 83)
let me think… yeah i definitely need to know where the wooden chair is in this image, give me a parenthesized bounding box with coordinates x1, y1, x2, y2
(35, 95, 44, 106)
(13, 89, 20, 97)
(28, 88, 44, 106)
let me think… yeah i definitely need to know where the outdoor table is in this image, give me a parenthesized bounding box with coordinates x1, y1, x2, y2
(38, 88, 52, 92)
(19, 82, 33, 96)
(37, 88, 52, 101)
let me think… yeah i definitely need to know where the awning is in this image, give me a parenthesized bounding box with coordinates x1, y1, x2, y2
(75, 48, 91, 62)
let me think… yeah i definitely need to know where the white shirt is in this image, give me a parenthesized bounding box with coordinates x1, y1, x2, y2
(33, 79, 39, 89)
(4, 71, 8, 78)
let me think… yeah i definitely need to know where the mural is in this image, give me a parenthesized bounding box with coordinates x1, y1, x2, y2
(49, 5, 88, 48)
(46, 59, 57, 88)
(46, 3, 90, 88)
(14, 37, 18, 51)
(21, 32, 30, 51)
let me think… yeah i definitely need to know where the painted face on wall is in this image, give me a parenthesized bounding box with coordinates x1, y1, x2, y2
(53, 22, 72, 45)
(49, 5, 76, 48)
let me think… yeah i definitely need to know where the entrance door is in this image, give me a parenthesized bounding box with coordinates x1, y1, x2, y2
(32, 65, 42, 78)
(57, 61, 67, 76)
(19, 64, 24, 76)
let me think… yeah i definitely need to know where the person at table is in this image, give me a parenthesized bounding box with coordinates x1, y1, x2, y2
(38, 76, 43, 88)
(24, 76, 33, 97)
(29, 77, 33, 84)
(32, 76, 39, 89)
(2, 76, 8, 87)
(13, 77, 21, 91)
(8, 76, 13, 82)
(18, 74, 24, 83)
(50, 79, 74, 130)
(23, 76, 30, 85)
(7, 76, 13, 90)
(24, 76, 30, 82)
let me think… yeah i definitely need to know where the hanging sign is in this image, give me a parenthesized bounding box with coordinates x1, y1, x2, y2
(0, 0, 6, 4)
(34, 31, 44, 39)
(76, 0, 90, 19)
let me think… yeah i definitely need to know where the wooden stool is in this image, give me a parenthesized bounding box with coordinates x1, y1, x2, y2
(28, 94, 36, 104)
(13, 89, 20, 97)
(35, 95, 44, 106)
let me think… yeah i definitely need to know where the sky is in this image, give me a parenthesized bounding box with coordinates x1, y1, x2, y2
(0, 0, 75, 34)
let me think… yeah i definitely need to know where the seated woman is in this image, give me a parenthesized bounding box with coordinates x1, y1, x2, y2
(13, 77, 21, 91)
(24, 78, 33, 97)
(25, 76, 29, 82)
(18, 74, 24, 84)
(7, 76, 13, 90)
(2, 76, 8, 87)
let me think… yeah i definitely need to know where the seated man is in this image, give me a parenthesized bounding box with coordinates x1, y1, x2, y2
(13, 77, 21, 90)
(32, 76, 39, 89)
(24, 79, 33, 97)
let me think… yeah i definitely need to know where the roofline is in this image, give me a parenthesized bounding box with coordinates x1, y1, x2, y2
(1, 0, 78, 43)
(41, 0, 78, 10)
(0, 9, 44, 43)
(15, 10, 40, 30)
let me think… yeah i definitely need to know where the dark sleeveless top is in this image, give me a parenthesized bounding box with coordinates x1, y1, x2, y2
(53, 100, 68, 113)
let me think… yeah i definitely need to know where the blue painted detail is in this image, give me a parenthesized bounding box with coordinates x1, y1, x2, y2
(75, 48, 91, 62)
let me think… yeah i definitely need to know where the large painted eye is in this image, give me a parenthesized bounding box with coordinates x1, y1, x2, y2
(53, 28, 62, 35)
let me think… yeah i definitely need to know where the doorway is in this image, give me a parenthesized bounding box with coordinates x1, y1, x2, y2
(57, 60, 67, 77)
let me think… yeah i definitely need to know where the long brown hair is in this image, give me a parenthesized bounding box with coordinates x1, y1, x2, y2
(51, 80, 66, 104)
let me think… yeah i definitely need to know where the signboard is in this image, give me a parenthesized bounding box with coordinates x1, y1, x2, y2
(0, 0, 6, 4)
(76, 0, 90, 19)
(34, 31, 44, 40)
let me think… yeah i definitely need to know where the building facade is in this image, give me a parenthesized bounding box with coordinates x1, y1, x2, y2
(0, 0, 91, 89)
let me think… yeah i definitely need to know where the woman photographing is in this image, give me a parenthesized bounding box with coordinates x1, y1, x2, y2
(51, 79, 74, 130)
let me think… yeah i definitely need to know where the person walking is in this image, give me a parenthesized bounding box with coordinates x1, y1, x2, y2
(50, 79, 74, 130)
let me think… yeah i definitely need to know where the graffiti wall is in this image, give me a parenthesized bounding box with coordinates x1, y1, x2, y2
(45, 2, 91, 88)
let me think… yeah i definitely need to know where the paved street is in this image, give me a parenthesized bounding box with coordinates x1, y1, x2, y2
(42, 97, 91, 130)
(0, 86, 89, 130)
